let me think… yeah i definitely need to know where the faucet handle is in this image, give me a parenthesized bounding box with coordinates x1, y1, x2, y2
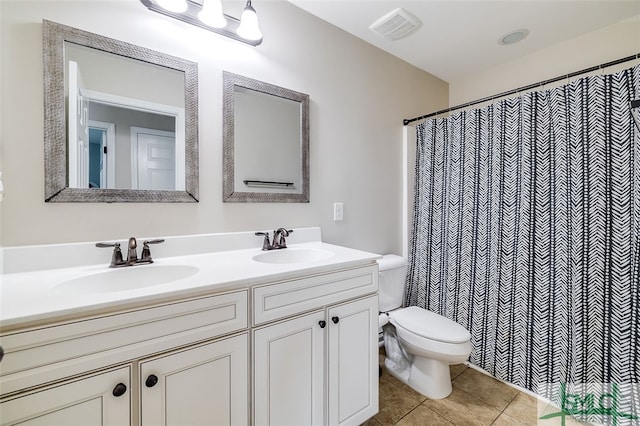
(145, 239, 165, 245)
(255, 232, 272, 251)
(96, 242, 125, 267)
(140, 239, 165, 263)
(96, 242, 117, 248)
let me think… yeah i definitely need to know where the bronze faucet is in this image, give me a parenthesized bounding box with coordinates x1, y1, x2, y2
(255, 228, 293, 251)
(96, 237, 165, 267)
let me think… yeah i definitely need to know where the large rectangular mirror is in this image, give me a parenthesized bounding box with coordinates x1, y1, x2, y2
(223, 72, 309, 203)
(43, 20, 199, 202)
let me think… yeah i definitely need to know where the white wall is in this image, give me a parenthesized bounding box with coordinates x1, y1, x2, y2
(449, 15, 640, 106)
(0, 0, 448, 255)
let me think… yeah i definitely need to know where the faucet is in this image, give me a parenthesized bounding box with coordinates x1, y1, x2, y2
(96, 237, 165, 267)
(272, 228, 293, 249)
(255, 228, 294, 251)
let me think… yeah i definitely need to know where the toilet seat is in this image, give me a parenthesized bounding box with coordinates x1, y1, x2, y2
(391, 306, 470, 344)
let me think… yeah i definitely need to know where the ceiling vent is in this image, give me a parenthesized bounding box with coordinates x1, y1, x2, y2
(369, 8, 422, 41)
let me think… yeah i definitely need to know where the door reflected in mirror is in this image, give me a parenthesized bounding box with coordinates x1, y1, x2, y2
(65, 43, 185, 191)
(85, 107, 179, 190)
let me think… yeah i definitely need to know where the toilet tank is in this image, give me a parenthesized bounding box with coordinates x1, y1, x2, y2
(377, 254, 408, 312)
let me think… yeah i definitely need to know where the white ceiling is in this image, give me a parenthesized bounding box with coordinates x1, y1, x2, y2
(288, 0, 640, 83)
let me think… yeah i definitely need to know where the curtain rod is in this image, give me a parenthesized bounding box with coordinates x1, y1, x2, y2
(403, 52, 640, 126)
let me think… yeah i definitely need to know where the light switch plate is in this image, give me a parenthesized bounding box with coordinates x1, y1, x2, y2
(333, 202, 344, 221)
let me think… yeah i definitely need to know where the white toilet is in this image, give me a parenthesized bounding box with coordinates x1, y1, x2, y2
(378, 254, 471, 399)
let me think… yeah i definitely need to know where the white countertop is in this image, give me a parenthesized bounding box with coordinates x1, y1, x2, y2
(0, 237, 380, 331)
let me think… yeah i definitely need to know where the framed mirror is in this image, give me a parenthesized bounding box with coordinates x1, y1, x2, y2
(223, 71, 309, 203)
(43, 20, 199, 202)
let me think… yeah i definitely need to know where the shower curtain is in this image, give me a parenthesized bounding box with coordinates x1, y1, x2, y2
(406, 65, 640, 396)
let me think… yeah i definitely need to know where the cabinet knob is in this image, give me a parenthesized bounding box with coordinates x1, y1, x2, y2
(318, 320, 327, 329)
(145, 374, 159, 388)
(112, 383, 127, 397)
(332, 316, 340, 324)
(0, 345, 4, 363)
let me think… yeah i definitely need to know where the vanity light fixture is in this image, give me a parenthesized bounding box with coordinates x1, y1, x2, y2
(236, 0, 262, 41)
(140, 0, 262, 46)
(198, 0, 227, 28)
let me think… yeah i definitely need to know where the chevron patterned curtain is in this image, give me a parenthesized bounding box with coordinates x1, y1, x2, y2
(406, 65, 640, 394)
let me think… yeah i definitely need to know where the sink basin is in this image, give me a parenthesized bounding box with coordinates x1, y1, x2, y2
(55, 264, 200, 293)
(252, 248, 334, 264)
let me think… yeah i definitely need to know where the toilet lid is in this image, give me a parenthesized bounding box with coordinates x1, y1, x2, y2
(392, 306, 471, 344)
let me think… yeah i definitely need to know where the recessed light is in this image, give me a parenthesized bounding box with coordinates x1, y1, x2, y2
(498, 29, 530, 45)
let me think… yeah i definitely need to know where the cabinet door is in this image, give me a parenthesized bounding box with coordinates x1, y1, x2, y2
(0, 366, 130, 426)
(140, 333, 248, 426)
(253, 310, 325, 426)
(328, 295, 379, 426)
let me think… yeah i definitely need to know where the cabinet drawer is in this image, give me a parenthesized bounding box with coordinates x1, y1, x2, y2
(253, 265, 377, 325)
(0, 290, 247, 395)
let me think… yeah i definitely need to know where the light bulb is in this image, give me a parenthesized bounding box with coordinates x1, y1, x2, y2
(236, 0, 262, 41)
(155, 0, 188, 13)
(198, 0, 227, 28)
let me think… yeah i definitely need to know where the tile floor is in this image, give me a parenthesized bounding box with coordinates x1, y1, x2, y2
(363, 350, 548, 426)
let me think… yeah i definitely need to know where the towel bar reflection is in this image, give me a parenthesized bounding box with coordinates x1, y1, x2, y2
(244, 180, 295, 189)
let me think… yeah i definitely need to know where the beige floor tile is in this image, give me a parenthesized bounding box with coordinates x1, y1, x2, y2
(452, 368, 519, 411)
(450, 363, 469, 380)
(379, 368, 400, 390)
(423, 386, 503, 426)
(372, 375, 424, 425)
(360, 417, 384, 426)
(395, 404, 455, 426)
(492, 412, 533, 425)
(503, 392, 539, 425)
(381, 370, 428, 404)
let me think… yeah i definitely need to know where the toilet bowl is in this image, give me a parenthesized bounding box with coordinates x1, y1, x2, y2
(378, 255, 471, 400)
(386, 306, 471, 399)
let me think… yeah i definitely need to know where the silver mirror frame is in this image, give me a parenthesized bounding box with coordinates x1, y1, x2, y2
(43, 20, 199, 202)
(223, 71, 309, 203)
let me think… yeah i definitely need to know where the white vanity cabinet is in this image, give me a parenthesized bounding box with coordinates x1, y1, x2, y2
(0, 251, 380, 426)
(0, 290, 248, 426)
(252, 265, 379, 426)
